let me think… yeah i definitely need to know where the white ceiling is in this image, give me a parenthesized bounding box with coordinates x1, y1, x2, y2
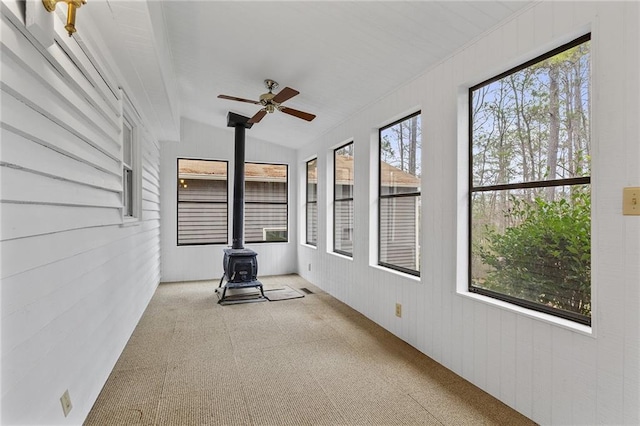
(87, 1, 534, 149)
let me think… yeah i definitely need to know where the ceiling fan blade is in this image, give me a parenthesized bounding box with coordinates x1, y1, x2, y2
(217, 94, 261, 105)
(280, 107, 316, 122)
(272, 87, 299, 104)
(248, 109, 268, 124)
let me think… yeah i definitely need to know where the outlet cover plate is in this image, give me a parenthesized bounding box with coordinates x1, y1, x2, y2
(395, 303, 402, 318)
(60, 389, 72, 417)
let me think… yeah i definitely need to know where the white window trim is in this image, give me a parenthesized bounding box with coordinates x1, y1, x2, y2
(377, 111, 422, 277)
(455, 33, 595, 335)
(120, 89, 142, 224)
(262, 227, 287, 240)
(177, 158, 229, 246)
(331, 140, 355, 258)
(304, 157, 318, 247)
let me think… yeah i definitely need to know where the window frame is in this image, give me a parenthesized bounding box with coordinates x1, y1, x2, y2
(333, 142, 354, 257)
(176, 158, 229, 246)
(467, 34, 592, 326)
(120, 90, 141, 222)
(244, 161, 289, 244)
(122, 116, 134, 218)
(378, 111, 422, 277)
(306, 158, 318, 246)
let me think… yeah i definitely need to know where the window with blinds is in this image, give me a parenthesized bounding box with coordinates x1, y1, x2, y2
(306, 158, 318, 246)
(334, 142, 354, 256)
(245, 162, 288, 243)
(177, 158, 228, 245)
(379, 112, 421, 276)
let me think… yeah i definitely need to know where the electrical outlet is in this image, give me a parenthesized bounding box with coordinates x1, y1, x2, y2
(395, 303, 402, 318)
(623, 187, 640, 215)
(60, 389, 72, 417)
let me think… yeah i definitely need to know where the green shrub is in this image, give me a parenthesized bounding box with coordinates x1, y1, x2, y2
(478, 191, 591, 316)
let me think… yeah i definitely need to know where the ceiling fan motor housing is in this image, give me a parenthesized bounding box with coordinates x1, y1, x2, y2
(259, 92, 275, 103)
(259, 90, 277, 113)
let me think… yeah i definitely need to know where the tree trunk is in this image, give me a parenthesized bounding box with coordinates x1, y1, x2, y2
(546, 64, 560, 201)
(409, 115, 418, 175)
(564, 73, 575, 177)
(398, 125, 405, 172)
(573, 57, 588, 173)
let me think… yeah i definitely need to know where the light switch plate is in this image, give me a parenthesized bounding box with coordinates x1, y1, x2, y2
(623, 187, 640, 215)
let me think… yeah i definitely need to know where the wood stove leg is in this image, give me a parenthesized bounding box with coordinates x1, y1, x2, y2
(217, 275, 227, 303)
(219, 286, 228, 303)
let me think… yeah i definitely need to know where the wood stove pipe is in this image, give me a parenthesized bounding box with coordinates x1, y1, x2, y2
(226, 112, 254, 250)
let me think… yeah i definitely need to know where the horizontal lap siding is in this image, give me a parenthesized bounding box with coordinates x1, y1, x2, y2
(335, 200, 353, 253)
(179, 179, 227, 202)
(307, 203, 318, 244)
(245, 204, 287, 241)
(176, 179, 289, 244)
(246, 181, 287, 242)
(245, 181, 287, 203)
(1, 11, 161, 426)
(177, 179, 227, 244)
(177, 203, 227, 244)
(380, 196, 419, 270)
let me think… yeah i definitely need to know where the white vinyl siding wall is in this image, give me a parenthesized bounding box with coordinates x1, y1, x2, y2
(1, 5, 161, 425)
(379, 196, 420, 271)
(334, 145, 354, 256)
(334, 193, 354, 254)
(177, 177, 227, 245)
(245, 168, 288, 243)
(306, 159, 318, 246)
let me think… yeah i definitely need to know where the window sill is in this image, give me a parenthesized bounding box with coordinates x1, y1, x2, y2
(330, 251, 353, 261)
(370, 264, 421, 282)
(120, 218, 141, 228)
(301, 243, 318, 250)
(457, 289, 593, 337)
(246, 241, 290, 244)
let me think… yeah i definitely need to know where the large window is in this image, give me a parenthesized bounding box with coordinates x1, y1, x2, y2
(245, 162, 288, 243)
(306, 158, 318, 246)
(177, 158, 228, 245)
(334, 142, 354, 256)
(379, 112, 421, 275)
(469, 34, 591, 325)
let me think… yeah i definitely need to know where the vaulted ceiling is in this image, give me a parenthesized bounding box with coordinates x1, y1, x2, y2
(85, 1, 534, 148)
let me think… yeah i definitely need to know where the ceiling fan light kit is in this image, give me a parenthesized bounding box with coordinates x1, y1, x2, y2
(218, 79, 316, 124)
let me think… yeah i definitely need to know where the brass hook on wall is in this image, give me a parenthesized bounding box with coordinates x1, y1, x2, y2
(42, 0, 87, 36)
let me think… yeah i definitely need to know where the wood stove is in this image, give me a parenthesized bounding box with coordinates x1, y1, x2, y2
(217, 112, 265, 304)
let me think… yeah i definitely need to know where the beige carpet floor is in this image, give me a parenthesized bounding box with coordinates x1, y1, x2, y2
(84, 274, 536, 426)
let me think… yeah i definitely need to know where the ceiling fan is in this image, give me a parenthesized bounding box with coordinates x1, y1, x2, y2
(218, 79, 316, 124)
